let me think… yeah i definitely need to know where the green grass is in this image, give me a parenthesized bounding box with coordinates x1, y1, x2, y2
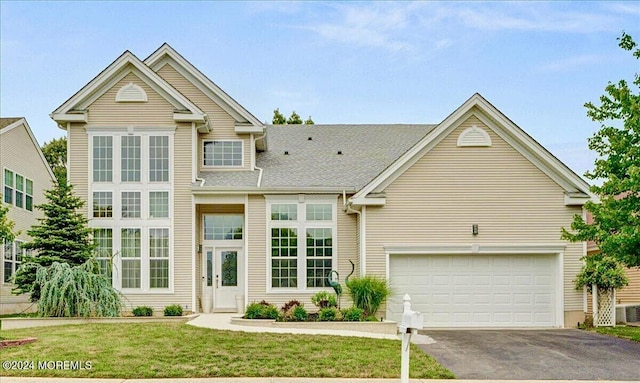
(594, 326, 640, 342)
(0, 322, 453, 379)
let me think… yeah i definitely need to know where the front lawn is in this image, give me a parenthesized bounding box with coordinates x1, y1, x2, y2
(0, 322, 453, 379)
(594, 326, 640, 342)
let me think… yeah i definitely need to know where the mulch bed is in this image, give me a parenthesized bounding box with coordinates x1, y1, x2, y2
(0, 337, 37, 349)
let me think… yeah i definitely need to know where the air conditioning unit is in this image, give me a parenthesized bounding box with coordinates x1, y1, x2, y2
(616, 304, 640, 323)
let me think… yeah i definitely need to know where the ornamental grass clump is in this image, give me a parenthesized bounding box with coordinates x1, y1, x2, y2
(346, 275, 391, 317)
(35, 260, 122, 317)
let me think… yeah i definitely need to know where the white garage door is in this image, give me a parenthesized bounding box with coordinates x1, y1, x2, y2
(387, 254, 557, 328)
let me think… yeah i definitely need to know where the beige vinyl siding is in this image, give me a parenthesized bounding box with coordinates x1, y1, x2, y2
(366, 115, 584, 317)
(0, 122, 54, 313)
(87, 70, 175, 126)
(245, 195, 358, 308)
(156, 63, 252, 171)
(618, 268, 640, 304)
(68, 123, 89, 217)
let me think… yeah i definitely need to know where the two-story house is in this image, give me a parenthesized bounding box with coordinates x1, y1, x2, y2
(51, 44, 594, 328)
(1, 117, 55, 314)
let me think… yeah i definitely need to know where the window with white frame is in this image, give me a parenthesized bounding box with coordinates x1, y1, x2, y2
(121, 191, 141, 218)
(203, 140, 243, 167)
(3, 240, 25, 283)
(3, 169, 34, 212)
(93, 136, 113, 182)
(93, 192, 113, 218)
(149, 136, 169, 182)
(268, 198, 336, 290)
(121, 228, 141, 289)
(149, 228, 169, 288)
(203, 215, 243, 240)
(89, 129, 172, 292)
(3, 169, 13, 205)
(149, 191, 169, 218)
(94, 228, 113, 279)
(121, 136, 141, 182)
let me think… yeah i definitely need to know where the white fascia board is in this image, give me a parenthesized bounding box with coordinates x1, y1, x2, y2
(144, 45, 264, 128)
(235, 124, 264, 134)
(191, 186, 356, 195)
(51, 51, 204, 124)
(48, 112, 88, 123)
(173, 113, 205, 122)
(564, 193, 594, 206)
(350, 197, 386, 206)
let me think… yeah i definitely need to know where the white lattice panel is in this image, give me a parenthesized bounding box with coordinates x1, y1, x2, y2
(593, 286, 616, 327)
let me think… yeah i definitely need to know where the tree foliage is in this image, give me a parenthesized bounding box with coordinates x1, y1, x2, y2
(13, 182, 94, 301)
(35, 260, 122, 317)
(574, 254, 629, 292)
(0, 199, 16, 244)
(272, 108, 314, 125)
(562, 32, 640, 268)
(42, 136, 67, 185)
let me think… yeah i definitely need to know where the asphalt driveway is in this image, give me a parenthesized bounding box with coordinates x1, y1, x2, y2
(416, 329, 640, 380)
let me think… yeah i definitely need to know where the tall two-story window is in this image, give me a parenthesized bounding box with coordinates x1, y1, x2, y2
(268, 198, 336, 290)
(203, 140, 242, 167)
(3, 169, 13, 204)
(89, 130, 172, 292)
(14, 174, 24, 208)
(25, 179, 33, 211)
(93, 136, 113, 182)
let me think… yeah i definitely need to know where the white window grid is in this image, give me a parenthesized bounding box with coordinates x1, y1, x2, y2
(121, 191, 141, 218)
(203, 140, 243, 167)
(266, 197, 337, 291)
(93, 191, 113, 218)
(94, 228, 113, 279)
(121, 136, 141, 182)
(3, 168, 34, 212)
(149, 228, 169, 288)
(121, 228, 141, 289)
(149, 136, 169, 182)
(149, 191, 169, 218)
(93, 136, 113, 182)
(203, 215, 243, 241)
(2, 240, 25, 284)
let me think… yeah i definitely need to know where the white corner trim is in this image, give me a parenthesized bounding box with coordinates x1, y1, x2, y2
(115, 82, 148, 102)
(457, 125, 492, 147)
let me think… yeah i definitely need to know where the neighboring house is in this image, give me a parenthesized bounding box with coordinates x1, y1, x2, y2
(586, 212, 640, 304)
(51, 44, 594, 328)
(0, 117, 55, 314)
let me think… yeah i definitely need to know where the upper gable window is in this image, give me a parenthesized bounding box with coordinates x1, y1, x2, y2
(203, 140, 243, 167)
(115, 83, 148, 103)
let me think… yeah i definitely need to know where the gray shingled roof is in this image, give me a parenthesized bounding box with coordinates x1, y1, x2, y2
(255, 124, 435, 189)
(196, 170, 260, 187)
(0, 118, 23, 130)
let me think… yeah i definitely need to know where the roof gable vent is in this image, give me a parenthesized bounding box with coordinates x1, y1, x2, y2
(115, 82, 148, 103)
(457, 125, 492, 147)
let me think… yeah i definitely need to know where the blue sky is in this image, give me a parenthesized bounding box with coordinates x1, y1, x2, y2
(1, 1, 639, 180)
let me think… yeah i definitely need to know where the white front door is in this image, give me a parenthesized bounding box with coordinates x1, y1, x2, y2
(203, 247, 244, 311)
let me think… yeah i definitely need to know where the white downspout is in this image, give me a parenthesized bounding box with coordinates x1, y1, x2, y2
(254, 133, 266, 187)
(344, 191, 366, 276)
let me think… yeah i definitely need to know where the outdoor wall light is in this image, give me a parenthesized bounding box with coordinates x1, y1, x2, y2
(472, 224, 478, 236)
(197, 244, 202, 253)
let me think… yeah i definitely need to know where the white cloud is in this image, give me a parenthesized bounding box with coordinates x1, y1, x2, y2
(538, 54, 606, 72)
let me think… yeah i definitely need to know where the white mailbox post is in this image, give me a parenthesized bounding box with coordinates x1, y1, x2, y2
(399, 293, 424, 383)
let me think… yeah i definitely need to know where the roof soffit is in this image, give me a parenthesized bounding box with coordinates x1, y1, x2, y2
(51, 51, 204, 123)
(144, 44, 264, 128)
(353, 93, 593, 202)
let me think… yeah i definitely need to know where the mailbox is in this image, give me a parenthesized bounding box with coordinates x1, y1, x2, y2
(398, 293, 424, 333)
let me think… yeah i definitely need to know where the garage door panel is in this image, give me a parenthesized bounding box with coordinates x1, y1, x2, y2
(388, 254, 557, 327)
